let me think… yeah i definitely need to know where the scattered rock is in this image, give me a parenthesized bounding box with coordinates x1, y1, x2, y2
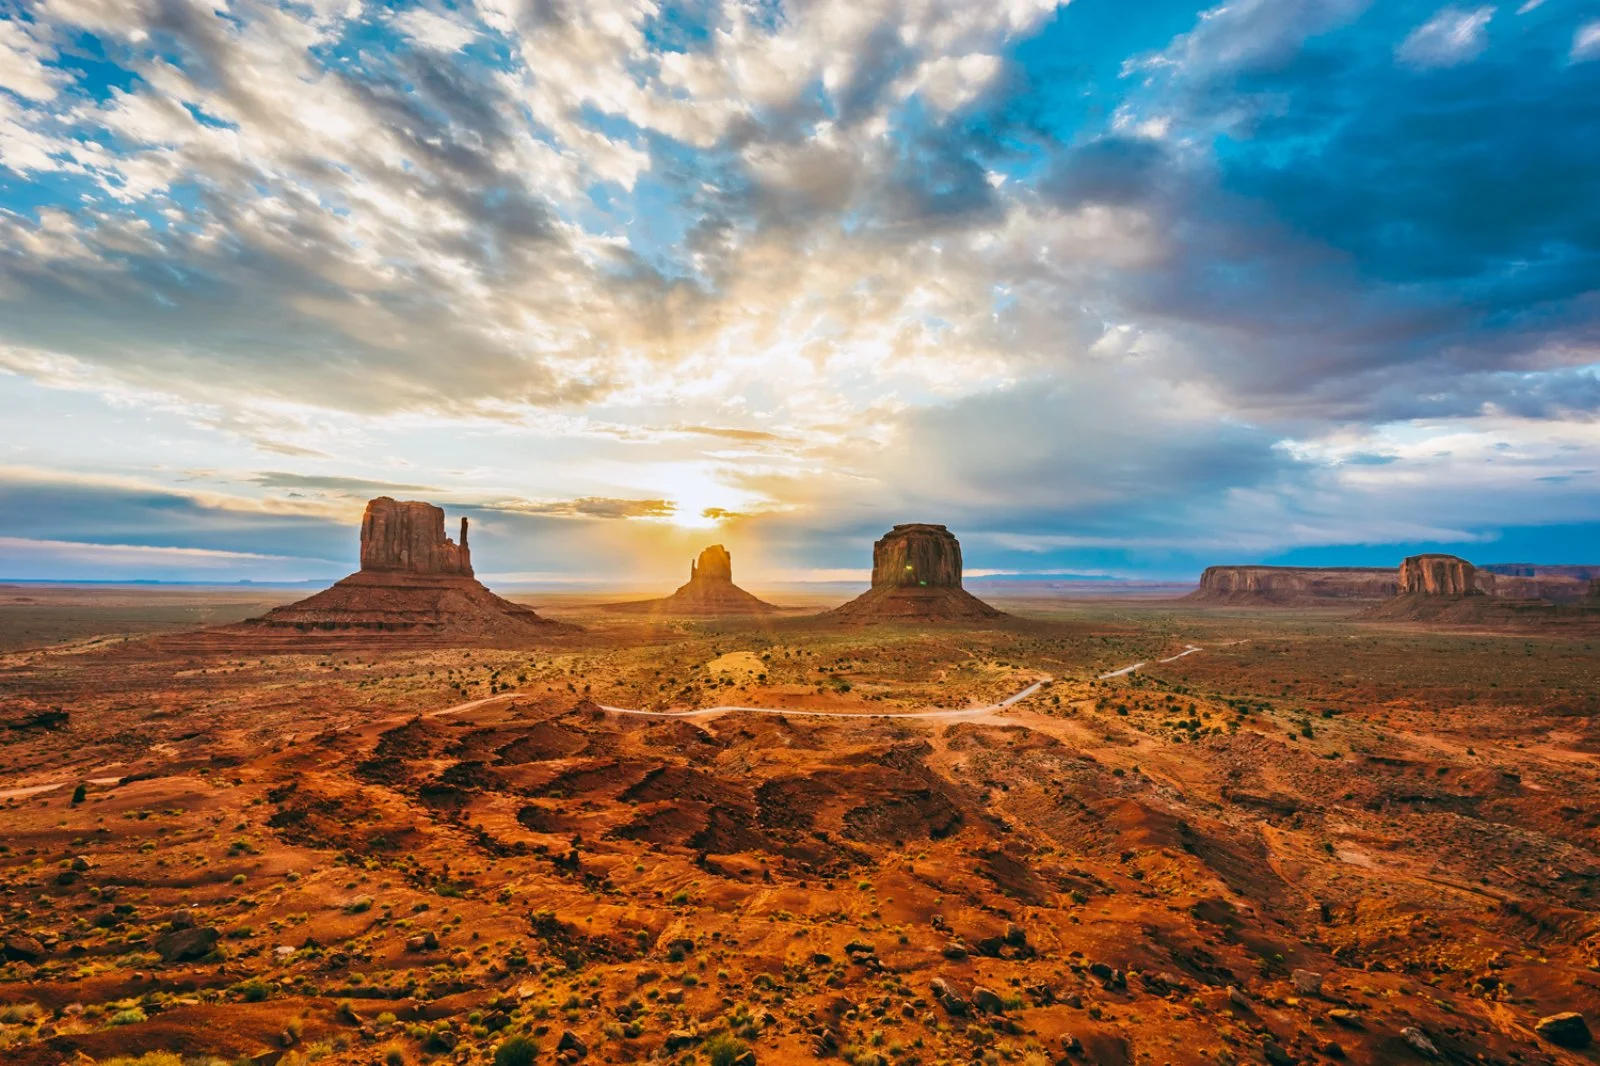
(971, 986, 1005, 1014)
(2, 933, 47, 961)
(1534, 1012, 1591, 1049)
(155, 926, 219, 963)
(1262, 1037, 1296, 1065)
(556, 1030, 588, 1058)
(1400, 1027, 1438, 1058)
(1291, 969, 1323, 996)
(1327, 1009, 1363, 1029)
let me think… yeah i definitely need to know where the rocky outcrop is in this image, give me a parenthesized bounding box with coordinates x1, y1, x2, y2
(691, 544, 733, 583)
(1188, 566, 1397, 604)
(871, 524, 964, 589)
(245, 497, 564, 643)
(1399, 554, 1478, 596)
(828, 524, 1003, 623)
(608, 544, 779, 616)
(359, 497, 472, 576)
(1591, 578, 1600, 600)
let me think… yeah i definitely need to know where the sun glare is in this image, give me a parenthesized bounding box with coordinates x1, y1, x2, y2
(646, 464, 751, 529)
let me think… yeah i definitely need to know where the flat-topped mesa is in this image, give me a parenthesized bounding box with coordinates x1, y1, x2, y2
(1399, 554, 1478, 596)
(828, 523, 1002, 623)
(690, 544, 733, 583)
(360, 497, 472, 577)
(872, 523, 964, 589)
(1190, 565, 1397, 603)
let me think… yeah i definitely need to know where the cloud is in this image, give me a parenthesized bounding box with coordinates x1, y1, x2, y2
(1574, 21, 1600, 62)
(247, 473, 439, 494)
(391, 7, 478, 52)
(0, 0, 1595, 580)
(485, 497, 676, 520)
(1398, 6, 1495, 68)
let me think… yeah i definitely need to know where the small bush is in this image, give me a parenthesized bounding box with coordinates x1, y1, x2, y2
(0, 1002, 42, 1024)
(108, 1006, 148, 1026)
(705, 1033, 752, 1066)
(493, 1036, 538, 1066)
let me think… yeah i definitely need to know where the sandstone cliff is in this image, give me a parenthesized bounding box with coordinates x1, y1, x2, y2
(1399, 554, 1478, 596)
(608, 544, 779, 616)
(359, 497, 472, 576)
(248, 497, 563, 642)
(829, 524, 1003, 623)
(1188, 566, 1397, 604)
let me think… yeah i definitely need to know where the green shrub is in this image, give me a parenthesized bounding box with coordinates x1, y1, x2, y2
(493, 1036, 538, 1066)
(705, 1033, 752, 1066)
(107, 1007, 148, 1026)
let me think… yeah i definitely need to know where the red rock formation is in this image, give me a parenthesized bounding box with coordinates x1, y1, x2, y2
(829, 524, 1003, 623)
(691, 544, 733, 583)
(1188, 566, 1397, 604)
(359, 497, 472, 576)
(245, 497, 564, 642)
(1399, 554, 1478, 596)
(871, 524, 965, 588)
(608, 544, 778, 616)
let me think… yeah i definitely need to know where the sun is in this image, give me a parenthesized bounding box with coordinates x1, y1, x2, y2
(645, 464, 751, 529)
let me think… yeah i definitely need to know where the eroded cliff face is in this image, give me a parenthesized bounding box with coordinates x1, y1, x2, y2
(359, 497, 472, 577)
(1399, 554, 1477, 596)
(872, 524, 963, 589)
(831, 524, 1001, 622)
(689, 544, 734, 583)
(1193, 566, 1397, 602)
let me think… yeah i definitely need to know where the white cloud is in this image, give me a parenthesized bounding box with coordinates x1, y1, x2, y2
(391, 7, 477, 52)
(1573, 20, 1600, 62)
(1397, 6, 1495, 68)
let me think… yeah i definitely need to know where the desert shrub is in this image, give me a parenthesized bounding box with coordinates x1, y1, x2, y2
(0, 1002, 42, 1025)
(705, 1033, 752, 1066)
(107, 1007, 148, 1025)
(493, 1035, 538, 1066)
(238, 978, 271, 1002)
(93, 1054, 184, 1066)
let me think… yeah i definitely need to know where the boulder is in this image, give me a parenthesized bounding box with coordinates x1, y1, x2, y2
(156, 925, 220, 962)
(359, 497, 472, 576)
(2, 932, 47, 961)
(1399, 554, 1477, 596)
(1534, 1012, 1591, 1049)
(1291, 969, 1323, 996)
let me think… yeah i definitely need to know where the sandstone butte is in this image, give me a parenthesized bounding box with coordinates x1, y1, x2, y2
(246, 497, 563, 639)
(1399, 553, 1480, 596)
(606, 544, 779, 616)
(828, 523, 1004, 623)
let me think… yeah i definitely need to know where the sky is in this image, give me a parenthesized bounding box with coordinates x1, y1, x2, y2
(0, 0, 1597, 586)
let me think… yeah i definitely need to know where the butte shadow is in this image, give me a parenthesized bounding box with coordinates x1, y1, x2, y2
(824, 523, 1006, 624)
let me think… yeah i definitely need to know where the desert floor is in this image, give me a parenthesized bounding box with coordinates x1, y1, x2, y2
(1, 587, 1597, 1066)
